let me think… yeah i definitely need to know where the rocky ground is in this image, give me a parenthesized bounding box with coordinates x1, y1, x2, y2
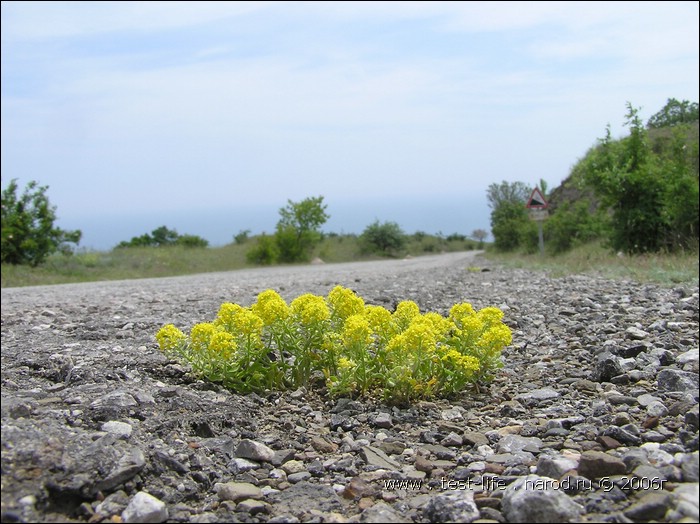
(1, 251, 698, 523)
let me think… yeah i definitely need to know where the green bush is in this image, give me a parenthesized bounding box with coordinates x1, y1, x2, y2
(544, 199, 607, 254)
(246, 234, 279, 265)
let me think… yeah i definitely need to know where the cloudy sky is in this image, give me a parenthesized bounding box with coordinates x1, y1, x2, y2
(2, 1, 698, 250)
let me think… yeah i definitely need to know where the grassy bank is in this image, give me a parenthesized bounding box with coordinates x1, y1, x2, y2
(482, 241, 699, 286)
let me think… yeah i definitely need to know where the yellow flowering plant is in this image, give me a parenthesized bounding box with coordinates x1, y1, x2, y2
(156, 285, 511, 404)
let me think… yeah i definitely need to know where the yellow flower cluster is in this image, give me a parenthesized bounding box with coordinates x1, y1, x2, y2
(252, 289, 291, 325)
(155, 324, 186, 352)
(291, 294, 330, 324)
(155, 286, 512, 403)
(328, 285, 365, 324)
(342, 314, 372, 347)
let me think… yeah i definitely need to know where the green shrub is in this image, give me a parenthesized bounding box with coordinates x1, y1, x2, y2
(246, 234, 279, 265)
(234, 229, 251, 245)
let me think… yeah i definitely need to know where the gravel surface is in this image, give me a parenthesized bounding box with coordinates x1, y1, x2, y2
(1, 251, 698, 523)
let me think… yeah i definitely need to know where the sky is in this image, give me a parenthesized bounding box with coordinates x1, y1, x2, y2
(2, 1, 698, 250)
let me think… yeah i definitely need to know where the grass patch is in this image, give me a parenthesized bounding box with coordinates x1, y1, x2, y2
(483, 241, 699, 286)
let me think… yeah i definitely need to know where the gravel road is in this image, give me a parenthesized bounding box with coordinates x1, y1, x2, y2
(1, 251, 698, 523)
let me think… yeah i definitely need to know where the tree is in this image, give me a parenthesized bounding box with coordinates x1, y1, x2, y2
(274, 196, 329, 262)
(1, 179, 82, 266)
(486, 181, 531, 251)
(360, 220, 406, 256)
(486, 181, 531, 210)
(647, 98, 699, 129)
(470, 229, 488, 248)
(150, 226, 180, 246)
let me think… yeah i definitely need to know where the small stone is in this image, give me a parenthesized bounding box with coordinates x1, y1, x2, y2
(501, 475, 583, 523)
(343, 476, 379, 500)
(236, 439, 275, 462)
(623, 492, 673, 521)
(577, 451, 627, 479)
(287, 471, 312, 483)
(281, 460, 306, 474)
(422, 490, 480, 523)
(596, 436, 622, 449)
(215, 482, 262, 502)
(591, 353, 623, 382)
(625, 326, 649, 340)
(646, 401, 669, 418)
(310, 436, 338, 453)
(462, 431, 489, 447)
(414, 455, 434, 473)
(684, 405, 699, 430)
(441, 408, 464, 421)
(359, 501, 410, 523)
(677, 348, 699, 364)
(515, 387, 560, 402)
(536, 454, 578, 479)
(236, 499, 269, 515)
(359, 446, 401, 471)
(669, 483, 700, 521)
(101, 421, 133, 439)
(658, 369, 699, 392)
(372, 412, 393, 429)
(441, 432, 463, 447)
(121, 492, 168, 523)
